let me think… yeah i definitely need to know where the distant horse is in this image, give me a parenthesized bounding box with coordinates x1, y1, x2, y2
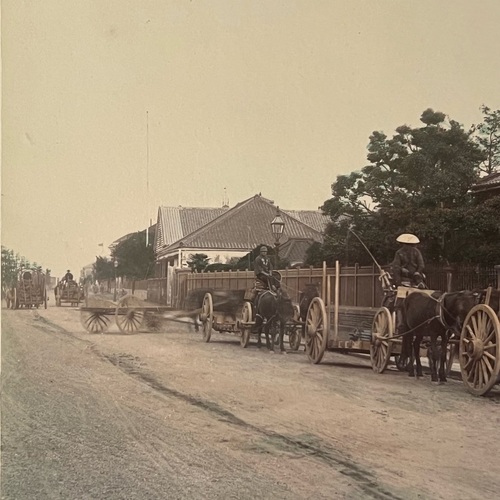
(401, 290, 479, 383)
(254, 276, 295, 353)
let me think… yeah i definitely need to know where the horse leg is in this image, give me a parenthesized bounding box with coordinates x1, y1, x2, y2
(279, 321, 286, 353)
(414, 335, 423, 378)
(403, 334, 415, 377)
(428, 337, 439, 382)
(265, 322, 272, 351)
(438, 334, 448, 383)
(255, 315, 263, 348)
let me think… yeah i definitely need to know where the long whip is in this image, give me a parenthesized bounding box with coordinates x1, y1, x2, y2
(348, 228, 392, 290)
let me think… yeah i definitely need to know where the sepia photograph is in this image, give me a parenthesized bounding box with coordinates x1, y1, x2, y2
(2, 1, 500, 499)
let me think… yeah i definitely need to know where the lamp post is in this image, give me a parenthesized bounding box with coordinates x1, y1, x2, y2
(270, 207, 285, 268)
(113, 259, 118, 302)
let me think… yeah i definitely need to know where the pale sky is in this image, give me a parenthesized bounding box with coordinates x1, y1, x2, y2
(2, 0, 500, 278)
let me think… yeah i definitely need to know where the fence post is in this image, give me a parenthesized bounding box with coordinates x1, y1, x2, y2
(495, 265, 500, 290)
(444, 266, 454, 292)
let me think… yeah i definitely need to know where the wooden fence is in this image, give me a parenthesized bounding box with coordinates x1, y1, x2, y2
(111, 263, 499, 309)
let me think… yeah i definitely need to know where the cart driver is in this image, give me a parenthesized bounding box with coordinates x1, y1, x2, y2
(254, 246, 274, 291)
(391, 234, 425, 342)
(61, 270, 74, 285)
(391, 234, 426, 289)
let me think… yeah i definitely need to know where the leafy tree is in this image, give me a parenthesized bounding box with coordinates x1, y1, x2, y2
(473, 105, 500, 175)
(1, 247, 18, 291)
(112, 230, 155, 280)
(2, 246, 50, 295)
(315, 109, 487, 267)
(186, 253, 210, 272)
(93, 256, 115, 281)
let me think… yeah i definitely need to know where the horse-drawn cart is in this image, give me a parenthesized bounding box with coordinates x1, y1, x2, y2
(55, 280, 84, 306)
(196, 275, 302, 352)
(304, 261, 500, 396)
(9, 269, 47, 309)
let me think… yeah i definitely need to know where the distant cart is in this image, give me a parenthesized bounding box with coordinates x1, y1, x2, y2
(54, 280, 84, 307)
(9, 269, 47, 309)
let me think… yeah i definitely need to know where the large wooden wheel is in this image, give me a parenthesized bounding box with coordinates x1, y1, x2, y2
(200, 292, 213, 342)
(370, 307, 394, 373)
(459, 304, 500, 396)
(288, 304, 302, 351)
(305, 297, 328, 364)
(239, 302, 253, 348)
(80, 310, 111, 333)
(115, 307, 145, 333)
(115, 296, 145, 334)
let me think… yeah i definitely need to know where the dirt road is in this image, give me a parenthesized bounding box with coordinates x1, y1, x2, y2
(2, 303, 500, 499)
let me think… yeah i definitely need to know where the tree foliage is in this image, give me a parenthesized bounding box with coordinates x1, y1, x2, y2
(473, 105, 500, 175)
(1, 246, 48, 292)
(93, 256, 115, 281)
(312, 108, 499, 268)
(112, 230, 155, 280)
(186, 253, 210, 272)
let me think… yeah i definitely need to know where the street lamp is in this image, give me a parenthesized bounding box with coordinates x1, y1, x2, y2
(113, 259, 118, 302)
(270, 206, 285, 268)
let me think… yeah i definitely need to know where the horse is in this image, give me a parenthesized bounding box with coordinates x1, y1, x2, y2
(401, 290, 480, 383)
(254, 275, 295, 353)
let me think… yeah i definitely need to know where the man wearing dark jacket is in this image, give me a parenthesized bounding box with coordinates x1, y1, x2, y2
(61, 270, 74, 284)
(254, 246, 273, 289)
(391, 234, 425, 288)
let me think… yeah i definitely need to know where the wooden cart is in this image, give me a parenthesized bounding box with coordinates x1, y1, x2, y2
(305, 262, 500, 396)
(10, 269, 47, 310)
(80, 295, 174, 334)
(197, 287, 302, 351)
(55, 280, 84, 307)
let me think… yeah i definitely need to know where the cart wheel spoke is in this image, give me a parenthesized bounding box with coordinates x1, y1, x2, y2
(115, 307, 145, 334)
(239, 302, 252, 348)
(459, 304, 500, 396)
(305, 297, 328, 364)
(370, 307, 393, 374)
(80, 310, 111, 334)
(200, 293, 213, 343)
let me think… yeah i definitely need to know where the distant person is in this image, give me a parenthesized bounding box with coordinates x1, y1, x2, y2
(61, 270, 74, 284)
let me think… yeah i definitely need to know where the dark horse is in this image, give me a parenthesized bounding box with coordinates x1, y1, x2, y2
(401, 290, 479, 383)
(254, 275, 295, 353)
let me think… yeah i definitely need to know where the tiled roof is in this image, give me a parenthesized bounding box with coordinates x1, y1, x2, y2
(471, 172, 500, 192)
(165, 194, 323, 252)
(279, 238, 316, 266)
(155, 206, 229, 250)
(282, 210, 329, 233)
